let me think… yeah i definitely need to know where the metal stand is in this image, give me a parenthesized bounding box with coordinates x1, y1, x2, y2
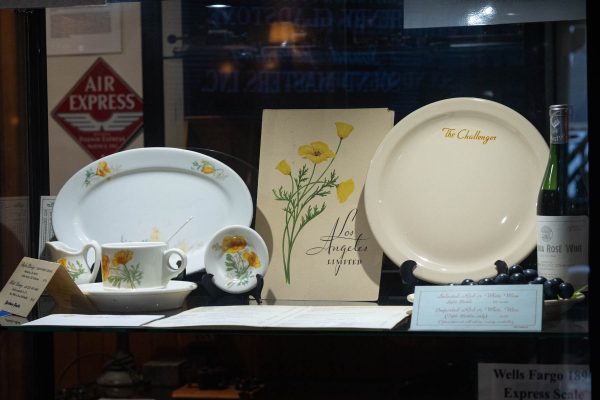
(400, 259, 509, 291)
(200, 273, 264, 306)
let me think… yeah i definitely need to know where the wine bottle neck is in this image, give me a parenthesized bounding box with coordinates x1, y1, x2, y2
(549, 105, 569, 144)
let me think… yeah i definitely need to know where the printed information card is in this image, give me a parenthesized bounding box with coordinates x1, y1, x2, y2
(478, 363, 591, 400)
(410, 285, 543, 332)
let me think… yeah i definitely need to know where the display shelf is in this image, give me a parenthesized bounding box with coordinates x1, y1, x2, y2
(0, 2, 591, 400)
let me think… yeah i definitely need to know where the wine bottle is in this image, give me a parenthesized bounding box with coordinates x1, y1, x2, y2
(536, 104, 589, 289)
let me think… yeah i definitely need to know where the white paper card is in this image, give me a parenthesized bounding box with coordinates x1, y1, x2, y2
(478, 363, 591, 400)
(23, 314, 164, 327)
(410, 285, 543, 332)
(147, 305, 411, 330)
(0, 258, 59, 317)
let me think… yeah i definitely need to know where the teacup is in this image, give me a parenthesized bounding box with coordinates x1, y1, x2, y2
(101, 242, 187, 290)
(45, 240, 101, 284)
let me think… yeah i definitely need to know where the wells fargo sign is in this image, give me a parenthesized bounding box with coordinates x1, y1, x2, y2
(52, 58, 143, 159)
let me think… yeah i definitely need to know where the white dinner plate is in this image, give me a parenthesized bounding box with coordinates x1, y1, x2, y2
(79, 281, 198, 313)
(365, 98, 548, 284)
(204, 225, 269, 294)
(53, 147, 253, 274)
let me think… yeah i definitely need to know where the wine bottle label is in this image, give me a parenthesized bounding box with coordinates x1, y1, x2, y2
(536, 215, 589, 289)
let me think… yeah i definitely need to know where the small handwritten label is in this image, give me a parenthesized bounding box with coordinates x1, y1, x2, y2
(0, 257, 60, 317)
(410, 285, 543, 332)
(478, 363, 591, 400)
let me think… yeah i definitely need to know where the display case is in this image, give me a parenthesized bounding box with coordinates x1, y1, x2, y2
(0, 1, 592, 400)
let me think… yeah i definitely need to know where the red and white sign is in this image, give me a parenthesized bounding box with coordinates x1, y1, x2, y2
(51, 58, 143, 159)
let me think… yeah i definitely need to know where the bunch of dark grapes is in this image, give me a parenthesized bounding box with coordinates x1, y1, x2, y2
(453, 264, 576, 300)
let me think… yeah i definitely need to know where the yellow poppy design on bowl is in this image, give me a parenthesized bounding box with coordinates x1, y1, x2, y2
(219, 235, 262, 289)
(243, 251, 261, 268)
(220, 235, 248, 253)
(273, 121, 354, 283)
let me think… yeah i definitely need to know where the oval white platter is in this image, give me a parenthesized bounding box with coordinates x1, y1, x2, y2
(79, 281, 197, 313)
(52, 147, 253, 275)
(205, 225, 269, 294)
(365, 98, 548, 284)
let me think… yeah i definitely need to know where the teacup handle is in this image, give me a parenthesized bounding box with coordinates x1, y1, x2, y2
(82, 240, 102, 283)
(163, 248, 187, 281)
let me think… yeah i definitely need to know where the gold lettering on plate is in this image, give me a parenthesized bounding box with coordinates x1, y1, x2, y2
(442, 127, 496, 144)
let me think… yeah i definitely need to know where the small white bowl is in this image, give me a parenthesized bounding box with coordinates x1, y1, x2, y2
(204, 225, 269, 294)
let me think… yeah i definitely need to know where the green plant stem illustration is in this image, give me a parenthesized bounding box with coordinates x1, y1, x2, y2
(274, 121, 354, 284)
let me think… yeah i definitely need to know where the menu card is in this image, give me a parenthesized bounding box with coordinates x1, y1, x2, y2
(256, 108, 394, 301)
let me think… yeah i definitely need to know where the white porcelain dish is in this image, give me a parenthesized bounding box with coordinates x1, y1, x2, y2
(365, 98, 548, 284)
(79, 281, 197, 313)
(204, 225, 269, 294)
(52, 147, 253, 275)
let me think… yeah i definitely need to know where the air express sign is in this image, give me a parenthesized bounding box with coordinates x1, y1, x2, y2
(52, 58, 143, 159)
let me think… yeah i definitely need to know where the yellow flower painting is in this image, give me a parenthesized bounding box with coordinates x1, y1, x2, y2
(336, 179, 355, 203)
(276, 160, 291, 175)
(298, 141, 335, 164)
(273, 121, 354, 283)
(335, 122, 354, 139)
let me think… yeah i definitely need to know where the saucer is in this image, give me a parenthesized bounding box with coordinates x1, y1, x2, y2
(204, 225, 269, 294)
(78, 281, 197, 313)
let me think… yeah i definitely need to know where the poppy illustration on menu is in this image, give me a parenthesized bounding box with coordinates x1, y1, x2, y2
(273, 122, 355, 284)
